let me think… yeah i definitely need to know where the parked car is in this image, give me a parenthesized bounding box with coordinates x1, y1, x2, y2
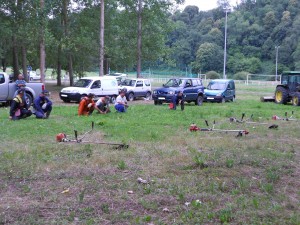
(152, 78, 205, 105)
(28, 71, 41, 81)
(204, 79, 235, 103)
(0, 72, 45, 106)
(59, 76, 119, 103)
(118, 78, 152, 101)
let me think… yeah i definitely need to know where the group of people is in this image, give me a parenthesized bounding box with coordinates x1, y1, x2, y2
(9, 74, 52, 121)
(78, 89, 129, 116)
(10, 74, 129, 120)
(10, 74, 186, 120)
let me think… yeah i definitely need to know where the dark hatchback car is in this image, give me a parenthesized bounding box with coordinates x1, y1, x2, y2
(152, 78, 205, 106)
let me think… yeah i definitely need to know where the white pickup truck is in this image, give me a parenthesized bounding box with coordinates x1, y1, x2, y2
(0, 72, 45, 106)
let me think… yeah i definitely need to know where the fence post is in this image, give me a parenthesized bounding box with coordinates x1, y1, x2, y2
(246, 74, 249, 85)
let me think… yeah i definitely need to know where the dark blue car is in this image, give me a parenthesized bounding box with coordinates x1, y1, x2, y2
(152, 78, 205, 106)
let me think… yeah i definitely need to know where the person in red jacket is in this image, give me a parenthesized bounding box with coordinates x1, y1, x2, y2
(78, 93, 95, 116)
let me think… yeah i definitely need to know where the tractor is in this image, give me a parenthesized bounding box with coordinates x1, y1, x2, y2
(274, 71, 300, 106)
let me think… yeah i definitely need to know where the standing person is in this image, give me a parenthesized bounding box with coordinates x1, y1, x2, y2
(9, 88, 32, 120)
(115, 90, 128, 112)
(95, 96, 111, 114)
(78, 93, 95, 116)
(33, 90, 52, 119)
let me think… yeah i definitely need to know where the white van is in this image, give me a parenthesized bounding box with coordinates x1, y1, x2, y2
(28, 71, 41, 81)
(59, 76, 119, 103)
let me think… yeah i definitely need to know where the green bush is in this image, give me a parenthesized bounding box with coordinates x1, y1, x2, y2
(233, 71, 249, 80)
(206, 71, 220, 79)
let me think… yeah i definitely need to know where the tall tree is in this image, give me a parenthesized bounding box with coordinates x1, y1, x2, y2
(40, 0, 46, 83)
(136, 0, 142, 77)
(99, 0, 105, 76)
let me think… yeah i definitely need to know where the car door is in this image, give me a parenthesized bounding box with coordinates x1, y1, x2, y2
(0, 73, 8, 100)
(90, 80, 102, 97)
(225, 81, 234, 100)
(182, 79, 194, 101)
(135, 80, 144, 97)
(101, 78, 119, 96)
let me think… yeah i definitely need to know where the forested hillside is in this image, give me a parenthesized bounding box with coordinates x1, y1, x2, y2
(169, 0, 300, 78)
(0, 0, 299, 80)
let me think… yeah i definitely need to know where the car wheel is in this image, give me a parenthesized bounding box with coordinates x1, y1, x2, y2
(232, 96, 235, 102)
(110, 95, 117, 104)
(128, 93, 134, 101)
(292, 94, 300, 106)
(29, 77, 33, 81)
(25, 93, 33, 106)
(221, 97, 226, 103)
(145, 91, 152, 100)
(195, 95, 203, 106)
(275, 86, 288, 104)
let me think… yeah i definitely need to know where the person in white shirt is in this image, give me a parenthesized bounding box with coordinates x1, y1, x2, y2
(115, 89, 128, 112)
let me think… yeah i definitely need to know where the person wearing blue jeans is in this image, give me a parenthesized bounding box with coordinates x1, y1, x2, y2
(33, 90, 52, 119)
(115, 90, 128, 112)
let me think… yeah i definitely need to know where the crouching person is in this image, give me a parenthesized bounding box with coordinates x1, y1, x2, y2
(115, 90, 128, 112)
(9, 88, 32, 120)
(34, 90, 52, 119)
(95, 96, 110, 114)
(78, 93, 95, 116)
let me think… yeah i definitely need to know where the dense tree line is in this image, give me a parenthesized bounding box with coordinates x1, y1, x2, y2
(169, 0, 300, 78)
(0, 0, 299, 83)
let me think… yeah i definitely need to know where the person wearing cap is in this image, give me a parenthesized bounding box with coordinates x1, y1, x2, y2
(95, 96, 111, 114)
(33, 90, 52, 119)
(78, 93, 95, 116)
(9, 88, 32, 120)
(115, 89, 128, 112)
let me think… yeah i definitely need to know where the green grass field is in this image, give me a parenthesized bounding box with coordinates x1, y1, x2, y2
(0, 84, 299, 224)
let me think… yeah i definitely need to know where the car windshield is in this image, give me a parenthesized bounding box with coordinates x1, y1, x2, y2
(74, 79, 92, 88)
(207, 82, 226, 90)
(164, 79, 184, 87)
(121, 79, 136, 86)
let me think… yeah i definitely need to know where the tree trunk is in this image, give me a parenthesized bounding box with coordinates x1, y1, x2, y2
(1, 58, 7, 72)
(12, 35, 19, 80)
(40, 0, 46, 83)
(57, 45, 62, 86)
(22, 45, 28, 81)
(137, 0, 142, 78)
(99, 0, 105, 76)
(69, 55, 74, 86)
